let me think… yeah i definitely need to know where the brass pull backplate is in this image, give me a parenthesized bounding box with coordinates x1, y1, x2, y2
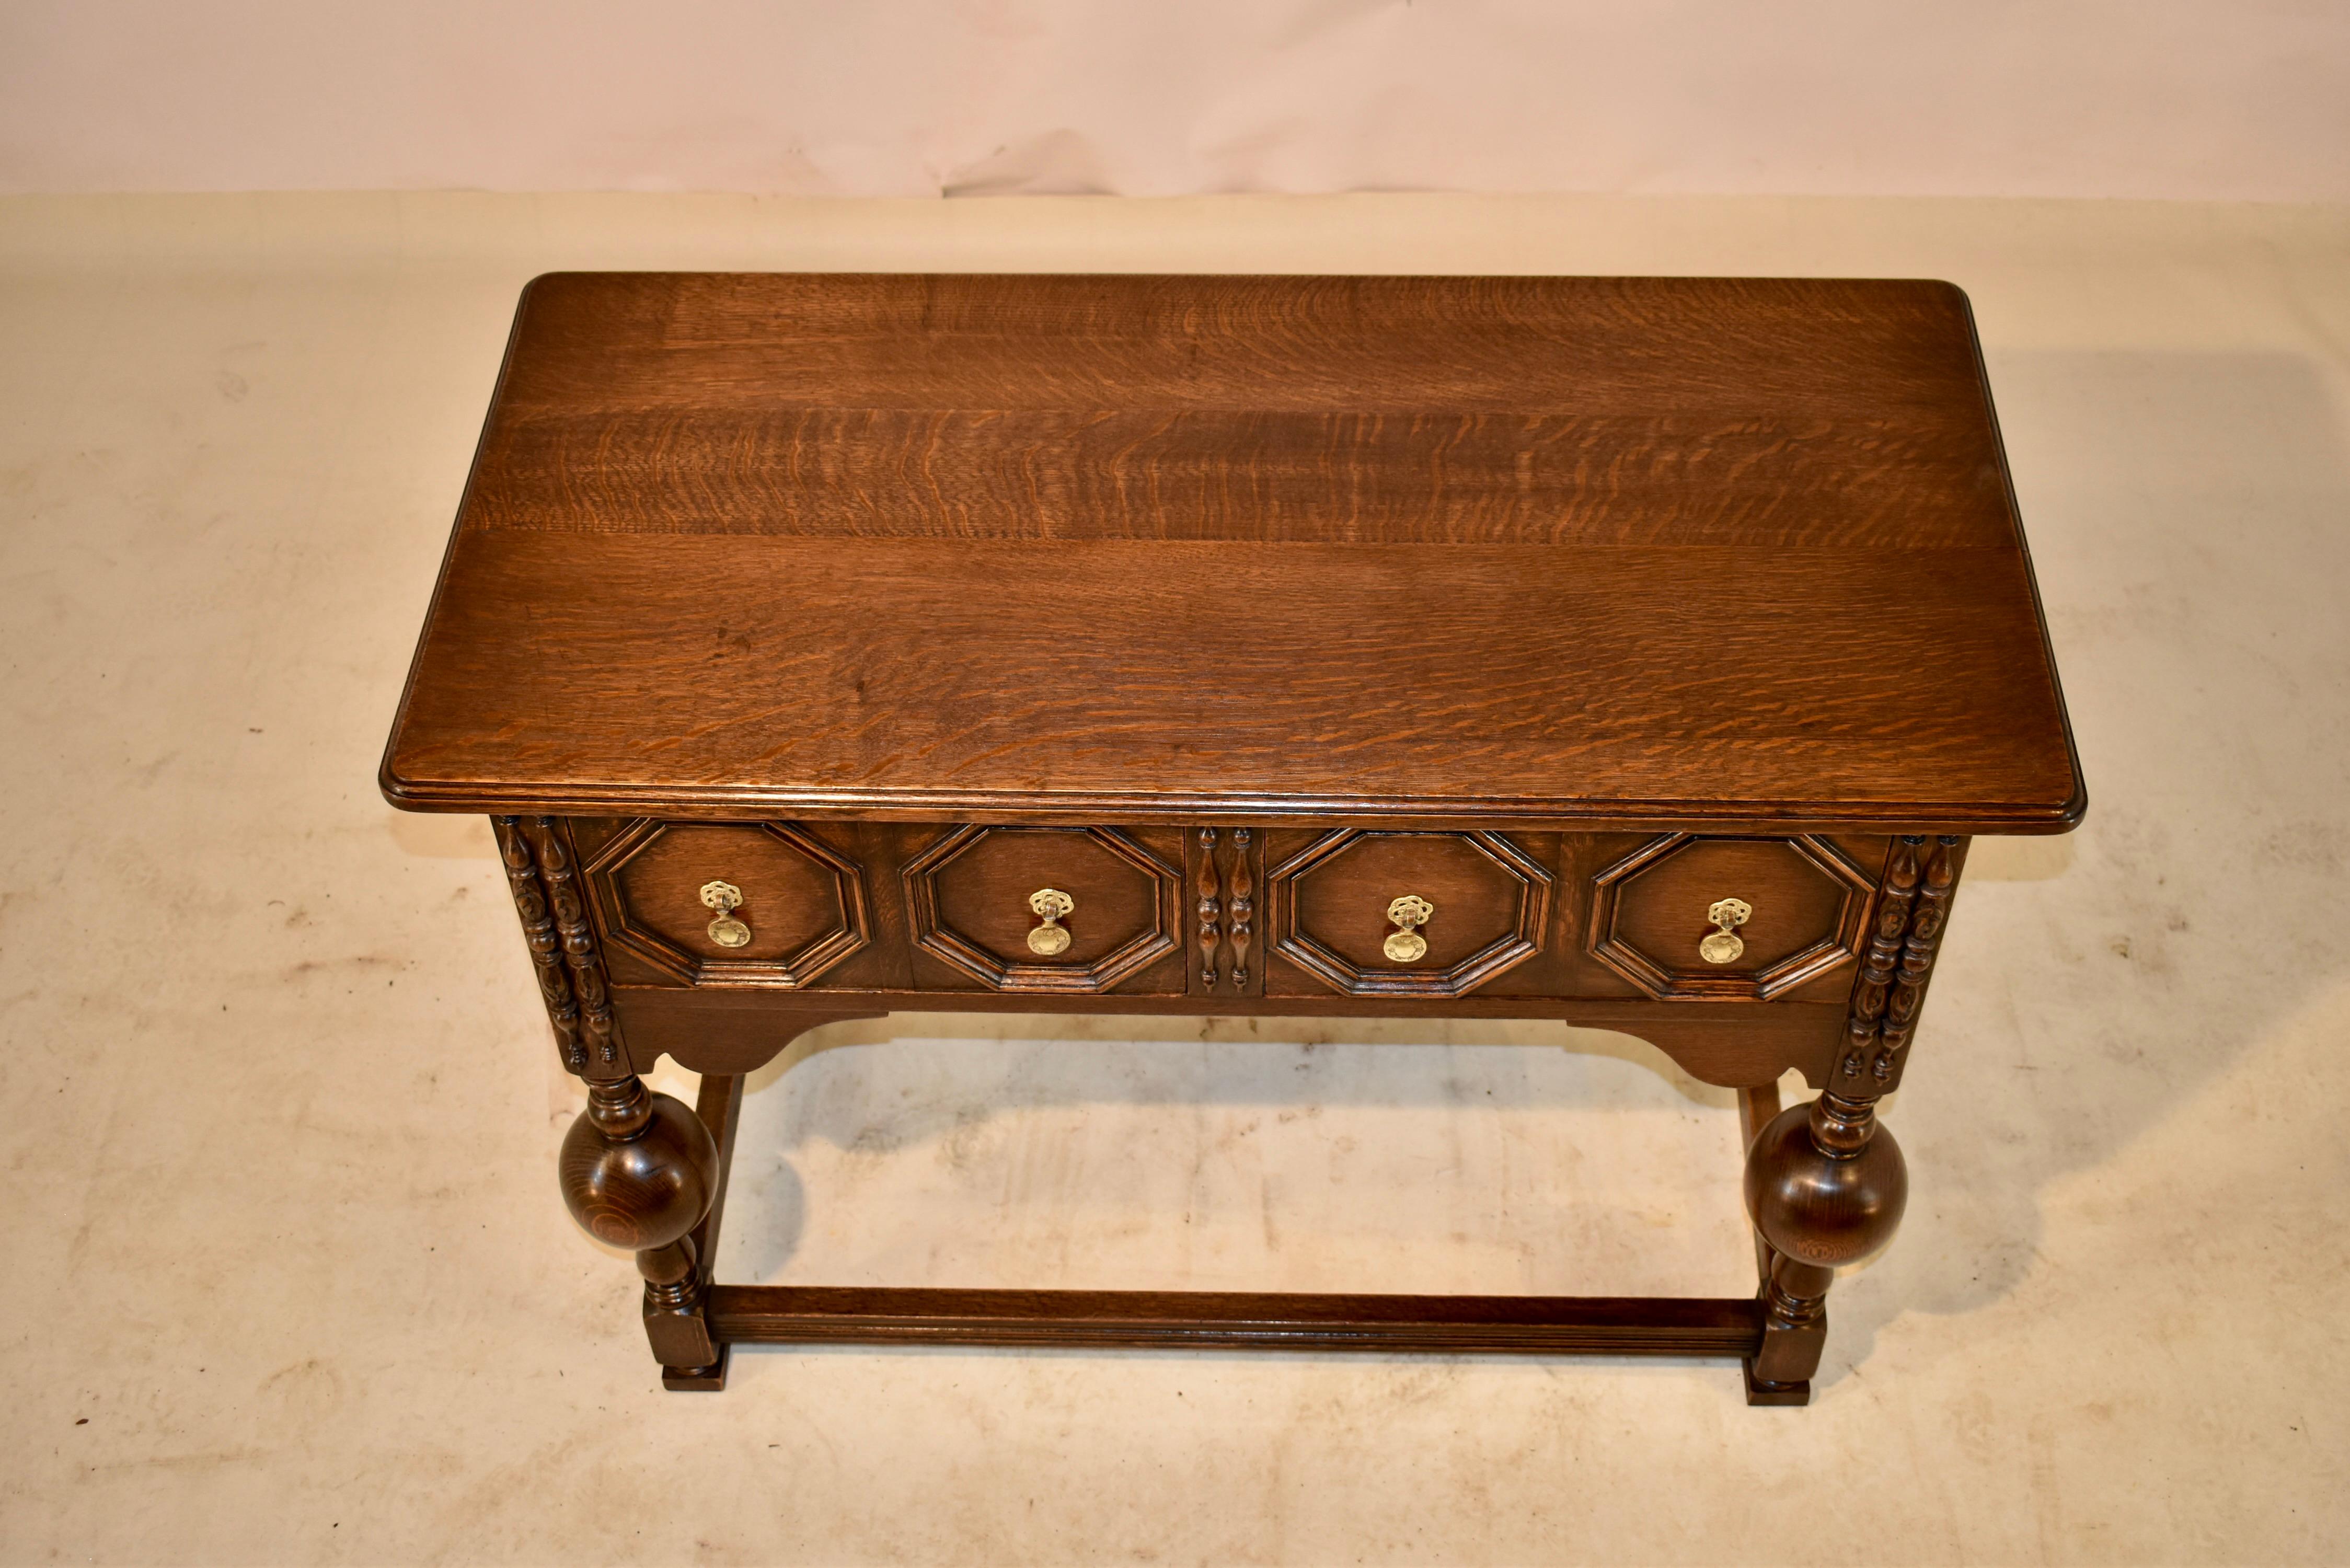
(1028, 887, 1076, 956)
(1699, 897, 1751, 965)
(1383, 894, 1435, 963)
(700, 879, 751, 948)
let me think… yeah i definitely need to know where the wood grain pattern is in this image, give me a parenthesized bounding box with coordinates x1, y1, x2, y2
(1738, 835, 1957, 1394)
(583, 820, 1890, 1009)
(662, 1072, 746, 1390)
(469, 406, 2010, 549)
(585, 818, 871, 988)
(605, 986, 1852, 1089)
(390, 534, 2074, 830)
(492, 273, 2000, 420)
(1268, 829, 1554, 998)
(702, 1285, 1765, 1357)
(1587, 833, 1875, 1001)
(385, 274, 2084, 1403)
(382, 273, 2082, 833)
(903, 824, 1185, 994)
(1196, 826, 1222, 989)
(557, 1073, 721, 1373)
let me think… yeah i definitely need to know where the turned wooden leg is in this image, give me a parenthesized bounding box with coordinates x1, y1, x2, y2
(1740, 1090, 1907, 1404)
(659, 1072, 746, 1390)
(558, 1073, 722, 1380)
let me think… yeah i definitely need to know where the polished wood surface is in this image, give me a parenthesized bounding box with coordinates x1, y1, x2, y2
(382, 273, 2081, 833)
(572, 818, 1890, 1012)
(1287, 830, 1542, 977)
(1588, 832, 1879, 1001)
(1608, 838, 1857, 980)
(662, 1071, 746, 1391)
(464, 274, 2035, 548)
(703, 1286, 1765, 1357)
(602, 821, 861, 971)
(386, 275, 2086, 1405)
(910, 823, 1188, 994)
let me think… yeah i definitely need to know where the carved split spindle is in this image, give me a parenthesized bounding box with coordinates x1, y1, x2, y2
(534, 816, 619, 1067)
(1227, 828, 1254, 988)
(1196, 827, 1222, 989)
(1873, 837, 1958, 1083)
(1839, 836, 1920, 1083)
(494, 815, 583, 1072)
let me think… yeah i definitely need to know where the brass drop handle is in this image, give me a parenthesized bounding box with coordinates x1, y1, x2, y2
(1384, 894, 1435, 963)
(1700, 897, 1751, 964)
(1028, 887, 1075, 956)
(700, 880, 751, 949)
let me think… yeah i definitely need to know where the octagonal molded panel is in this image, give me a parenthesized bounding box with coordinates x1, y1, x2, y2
(1269, 829, 1554, 998)
(585, 820, 869, 988)
(1588, 834, 1873, 1001)
(904, 825, 1183, 993)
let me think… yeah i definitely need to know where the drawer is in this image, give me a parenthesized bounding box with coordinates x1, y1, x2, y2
(580, 818, 1189, 995)
(1260, 828, 1883, 1002)
(904, 824, 1186, 994)
(582, 820, 871, 987)
(1588, 834, 1877, 1000)
(1266, 830, 1556, 998)
(578, 818, 1882, 1007)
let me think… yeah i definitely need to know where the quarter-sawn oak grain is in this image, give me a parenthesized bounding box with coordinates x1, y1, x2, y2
(382, 273, 2081, 833)
(383, 273, 2086, 1404)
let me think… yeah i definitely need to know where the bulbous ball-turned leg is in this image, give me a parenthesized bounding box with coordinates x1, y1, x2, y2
(558, 1075, 721, 1376)
(1740, 1091, 1908, 1403)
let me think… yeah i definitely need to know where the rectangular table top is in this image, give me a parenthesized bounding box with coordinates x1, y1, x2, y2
(382, 272, 2082, 833)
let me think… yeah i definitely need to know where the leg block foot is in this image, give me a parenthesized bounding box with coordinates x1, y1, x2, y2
(1742, 1358, 1811, 1406)
(662, 1343, 732, 1392)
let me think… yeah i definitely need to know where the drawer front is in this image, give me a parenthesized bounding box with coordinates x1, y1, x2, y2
(904, 824, 1186, 994)
(1266, 829, 1556, 998)
(1260, 828, 1884, 1002)
(577, 817, 1883, 1007)
(583, 820, 870, 987)
(1588, 834, 1877, 1000)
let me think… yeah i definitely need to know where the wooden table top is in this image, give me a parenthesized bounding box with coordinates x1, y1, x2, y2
(381, 272, 2082, 833)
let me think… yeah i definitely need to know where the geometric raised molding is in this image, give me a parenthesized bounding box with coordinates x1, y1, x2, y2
(1588, 834, 1874, 1001)
(1266, 829, 1554, 998)
(903, 824, 1182, 994)
(583, 819, 869, 988)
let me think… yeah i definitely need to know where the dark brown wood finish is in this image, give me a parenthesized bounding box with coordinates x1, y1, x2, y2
(904, 824, 1187, 994)
(663, 1072, 746, 1391)
(1268, 829, 1556, 998)
(1737, 835, 1964, 1401)
(394, 273, 2083, 1405)
(1589, 833, 1879, 1001)
(383, 273, 2081, 833)
(586, 820, 871, 988)
(607, 987, 1852, 1089)
(704, 1286, 1765, 1357)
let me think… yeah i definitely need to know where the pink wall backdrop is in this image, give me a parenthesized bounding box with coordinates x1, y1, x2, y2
(4, 0, 2345, 200)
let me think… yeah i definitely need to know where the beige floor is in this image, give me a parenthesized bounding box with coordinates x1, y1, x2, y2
(2, 192, 2347, 1566)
